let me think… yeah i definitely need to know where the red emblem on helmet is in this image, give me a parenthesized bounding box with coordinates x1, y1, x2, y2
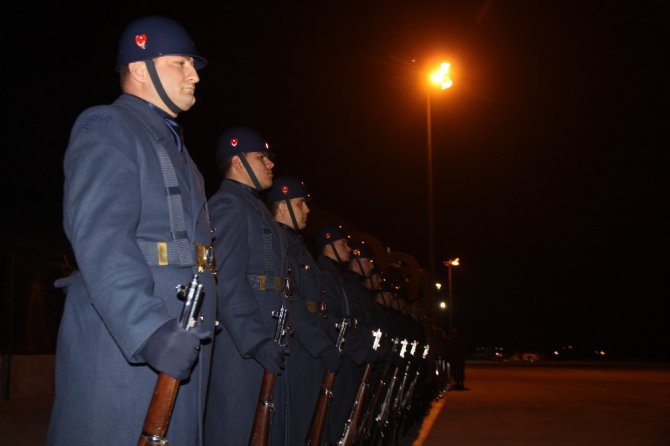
(281, 186, 289, 195)
(353, 249, 361, 257)
(230, 138, 238, 147)
(135, 34, 147, 50)
(325, 232, 332, 239)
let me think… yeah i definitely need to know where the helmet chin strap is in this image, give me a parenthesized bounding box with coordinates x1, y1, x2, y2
(145, 60, 183, 115)
(237, 154, 263, 191)
(355, 257, 371, 282)
(329, 241, 344, 264)
(285, 199, 300, 231)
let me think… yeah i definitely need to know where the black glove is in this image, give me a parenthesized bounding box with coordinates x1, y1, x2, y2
(319, 346, 342, 373)
(382, 348, 400, 367)
(141, 319, 209, 380)
(364, 348, 378, 364)
(251, 339, 289, 374)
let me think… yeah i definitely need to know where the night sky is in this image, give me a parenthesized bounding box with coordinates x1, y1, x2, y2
(4, 1, 668, 359)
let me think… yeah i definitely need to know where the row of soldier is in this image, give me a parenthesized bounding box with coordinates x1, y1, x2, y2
(46, 15, 453, 446)
(206, 126, 451, 445)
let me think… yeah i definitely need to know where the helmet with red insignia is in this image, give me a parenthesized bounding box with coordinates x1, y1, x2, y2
(349, 240, 374, 260)
(267, 176, 311, 203)
(116, 16, 206, 71)
(315, 225, 349, 251)
(216, 126, 274, 161)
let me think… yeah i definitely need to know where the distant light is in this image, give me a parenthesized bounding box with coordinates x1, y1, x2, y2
(443, 257, 460, 267)
(435, 282, 442, 291)
(439, 301, 447, 309)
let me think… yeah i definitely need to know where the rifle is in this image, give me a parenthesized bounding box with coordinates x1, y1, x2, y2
(248, 273, 292, 446)
(359, 337, 399, 441)
(384, 340, 419, 445)
(338, 328, 383, 446)
(401, 344, 429, 413)
(138, 274, 205, 446)
(371, 339, 408, 444)
(399, 344, 430, 436)
(305, 317, 350, 445)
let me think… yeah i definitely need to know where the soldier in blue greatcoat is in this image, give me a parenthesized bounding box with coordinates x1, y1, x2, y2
(267, 176, 342, 444)
(47, 16, 217, 446)
(315, 226, 377, 444)
(205, 127, 290, 445)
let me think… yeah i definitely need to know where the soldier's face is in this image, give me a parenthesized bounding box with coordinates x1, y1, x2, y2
(333, 239, 351, 262)
(290, 197, 310, 230)
(153, 55, 200, 113)
(245, 151, 274, 189)
(361, 258, 375, 277)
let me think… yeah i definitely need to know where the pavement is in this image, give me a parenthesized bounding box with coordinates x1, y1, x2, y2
(2, 361, 670, 445)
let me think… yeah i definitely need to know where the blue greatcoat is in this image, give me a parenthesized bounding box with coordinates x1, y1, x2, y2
(316, 256, 371, 444)
(47, 94, 218, 446)
(281, 225, 335, 444)
(205, 180, 289, 445)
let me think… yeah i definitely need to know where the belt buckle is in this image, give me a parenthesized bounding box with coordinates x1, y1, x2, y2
(196, 243, 215, 273)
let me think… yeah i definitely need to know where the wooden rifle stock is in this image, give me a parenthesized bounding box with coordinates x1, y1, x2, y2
(339, 362, 373, 446)
(248, 370, 278, 446)
(306, 370, 336, 445)
(137, 274, 204, 446)
(306, 316, 351, 444)
(138, 373, 180, 446)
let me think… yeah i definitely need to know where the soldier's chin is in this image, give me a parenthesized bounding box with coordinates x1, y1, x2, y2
(178, 94, 196, 110)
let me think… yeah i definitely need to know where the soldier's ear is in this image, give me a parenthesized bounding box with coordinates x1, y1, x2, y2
(231, 155, 245, 172)
(278, 200, 289, 214)
(128, 61, 148, 83)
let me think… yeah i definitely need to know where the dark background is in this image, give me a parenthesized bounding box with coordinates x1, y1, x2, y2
(2, 0, 668, 359)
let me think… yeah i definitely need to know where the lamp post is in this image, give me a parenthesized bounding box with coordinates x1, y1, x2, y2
(426, 62, 453, 319)
(443, 257, 460, 330)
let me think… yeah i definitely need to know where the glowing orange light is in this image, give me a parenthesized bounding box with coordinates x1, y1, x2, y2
(443, 257, 460, 267)
(430, 62, 453, 90)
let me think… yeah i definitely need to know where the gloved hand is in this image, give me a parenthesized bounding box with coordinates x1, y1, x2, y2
(364, 347, 379, 364)
(383, 348, 403, 367)
(251, 339, 289, 374)
(141, 319, 210, 381)
(319, 346, 342, 373)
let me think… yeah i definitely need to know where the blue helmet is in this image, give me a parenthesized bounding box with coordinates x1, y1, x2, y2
(349, 240, 374, 259)
(267, 176, 311, 203)
(315, 225, 349, 251)
(116, 16, 207, 71)
(216, 127, 273, 161)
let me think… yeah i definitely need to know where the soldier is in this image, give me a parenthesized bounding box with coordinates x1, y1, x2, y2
(315, 226, 376, 443)
(47, 16, 217, 446)
(345, 241, 385, 333)
(205, 127, 290, 445)
(266, 176, 342, 443)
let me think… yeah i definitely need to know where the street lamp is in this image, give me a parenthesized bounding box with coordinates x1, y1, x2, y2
(443, 257, 460, 330)
(426, 61, 453, 319)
